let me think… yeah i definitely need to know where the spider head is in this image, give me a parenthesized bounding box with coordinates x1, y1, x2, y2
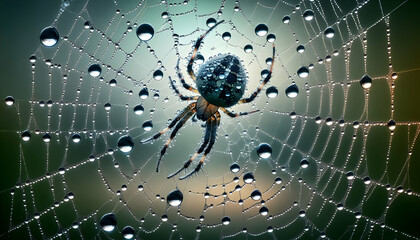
(196, 54, 247, 107)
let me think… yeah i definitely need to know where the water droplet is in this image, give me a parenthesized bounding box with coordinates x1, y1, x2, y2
(282, 16, 290, 23)
(118, 135, 134, 153)
(257, 143, 272, 159)
(243, 172, 254, 184)
(88, 64, 102, 77)
(21, 130, 31, 141)
(109, 79, 117, 86)
(260, 206, 269, 215)
(360, 75, 372, 89)
(266, 86, 278, 98)
(346, 171, 354, 180)
(251, 189, 262, 200)
(230, 163, 240, 173)
(43, 133, 51, 143)
(29, 55, 37, 63)
(139, 88, 149, 99)
(222, 216, 231, 225)
(244, 44, 253, 53)
(266, 33, 276, 43)
(40, 27, 59, 47)
(275, 177, 282, 184)
(84, 21, 91, 29)
(255, 24, 268, 37)
(222, 32, 231, 40)
(300, 159, 309, 168)
(100, 213, 117, 232)
(363, 176, 371, 184)
(303, 9, 314, 21)
(136, 24, 154, 41)
(167, 189, 183, 206)
(324, 27, 335, 38)
(153, 70, 163, 80)
(5, 96, 14, 106)
(104, 103, 111, 111)
(265, 57, 273, 65)
(161, 214, 168, 222)
(388, 120, 396, 130)
(161, 12, 168, 19)
(121, 226, 135, 239)
(285, 84, 299, 98)
(134, 105, 144, 115)
(206, 18, 216, 27)
(72, 133, 81, 143)
(299, 210, 306, 217)
(297, 67, 309, 78)
(195, 54, 204, 64)
(261, 69, 270, 78)
(142, 120, 153, 131)
(296, 45, 305, 53)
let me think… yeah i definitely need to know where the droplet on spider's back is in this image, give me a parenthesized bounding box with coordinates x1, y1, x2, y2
(136, 23, 154, 41)
(257, 143, 272, 159)
(100, 213, 117, 232)
(167, 189, 183, 206)
(255, 24, 268, 37)
(40, 27, 59, 47)
(117, 135, 134, 153)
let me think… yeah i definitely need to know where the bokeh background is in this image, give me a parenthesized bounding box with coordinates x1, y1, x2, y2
(1, 0, 420, 239)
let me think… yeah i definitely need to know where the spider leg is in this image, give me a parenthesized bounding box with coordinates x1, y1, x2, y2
(141, 103, 196, 144)
(167, 117, 213, 179)
(156, 109, 195, 172)
(176, 58, 199, 93)
(169, 76, 199, 101)
(187, 20, 225, 81)
(219, 107, 259, 118)
(238, 43, 275, 104)
(179, 111, 221, 180)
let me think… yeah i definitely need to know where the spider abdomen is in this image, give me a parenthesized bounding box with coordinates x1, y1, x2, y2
(196, 54, 247, 108)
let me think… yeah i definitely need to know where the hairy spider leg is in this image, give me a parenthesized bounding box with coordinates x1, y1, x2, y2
(167, 117, 214, 179)
(187, 20, 225, 81)
(141, 103, 196, 144)
(176, 58, 198, 93)
(169, 76, 199, 101)
(238, 43, 275, 104)
(220, 107, 260, 118)
(180, 111, 220, 180)
(156, 109, 196, 172)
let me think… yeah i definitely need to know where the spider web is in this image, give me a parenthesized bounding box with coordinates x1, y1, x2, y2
(1, 0, 420, 239)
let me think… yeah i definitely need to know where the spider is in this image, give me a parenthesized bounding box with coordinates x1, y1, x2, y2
(141, 20, 275, 180)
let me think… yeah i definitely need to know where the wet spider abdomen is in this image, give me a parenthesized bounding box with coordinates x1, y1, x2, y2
(196, 54, 247, 108)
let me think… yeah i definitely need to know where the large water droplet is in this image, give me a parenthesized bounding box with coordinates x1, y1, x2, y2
(300, 158, 309, 168)
(266, 86, 278, 98)
(121, 226, 135, 239)
(360, 75, 372, 89)
(167, 189, 183, 206)
(88, 64, 102, 77)
(153, 70, 163, 80)
(21, 130, 31, 141)
(297, 45, 305, 53)
(40, 27, 59, 47)
(286, 84, 299, 98)
(324, 27, 335, 38)
(139, 88, 149, 99)
(388, 119, 396, 130)
(255, 24, 268, 36)
(244, 44, 253, 53)
(303, 9, 314, 21)
(230, 163, 240, 173)
(72, 133, 81, 143)
(142, 120, 153, 131)
(243, 172, 254, 184)
(222, 32, 231, 40)
(136, 24, 154, 41)
(100, 213, 117, 232)
(251, 189, 262, 200)
(257, 143, 272, 159)
(118, 135, 134, 153)
(297, 67, 309, 78)
(282, 16, 290, 23)
(206, 18, 216, 27)
(222, 216, 231, 225)
(134, 105, 144, 115)
(266, 34, 276, 43)
(260, 206, 269, 216)
(5, 96, 14, 106)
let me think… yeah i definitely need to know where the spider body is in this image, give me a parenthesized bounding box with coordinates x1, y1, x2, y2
(141, 20, 275, 179)
(196, 54, 247, 109)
